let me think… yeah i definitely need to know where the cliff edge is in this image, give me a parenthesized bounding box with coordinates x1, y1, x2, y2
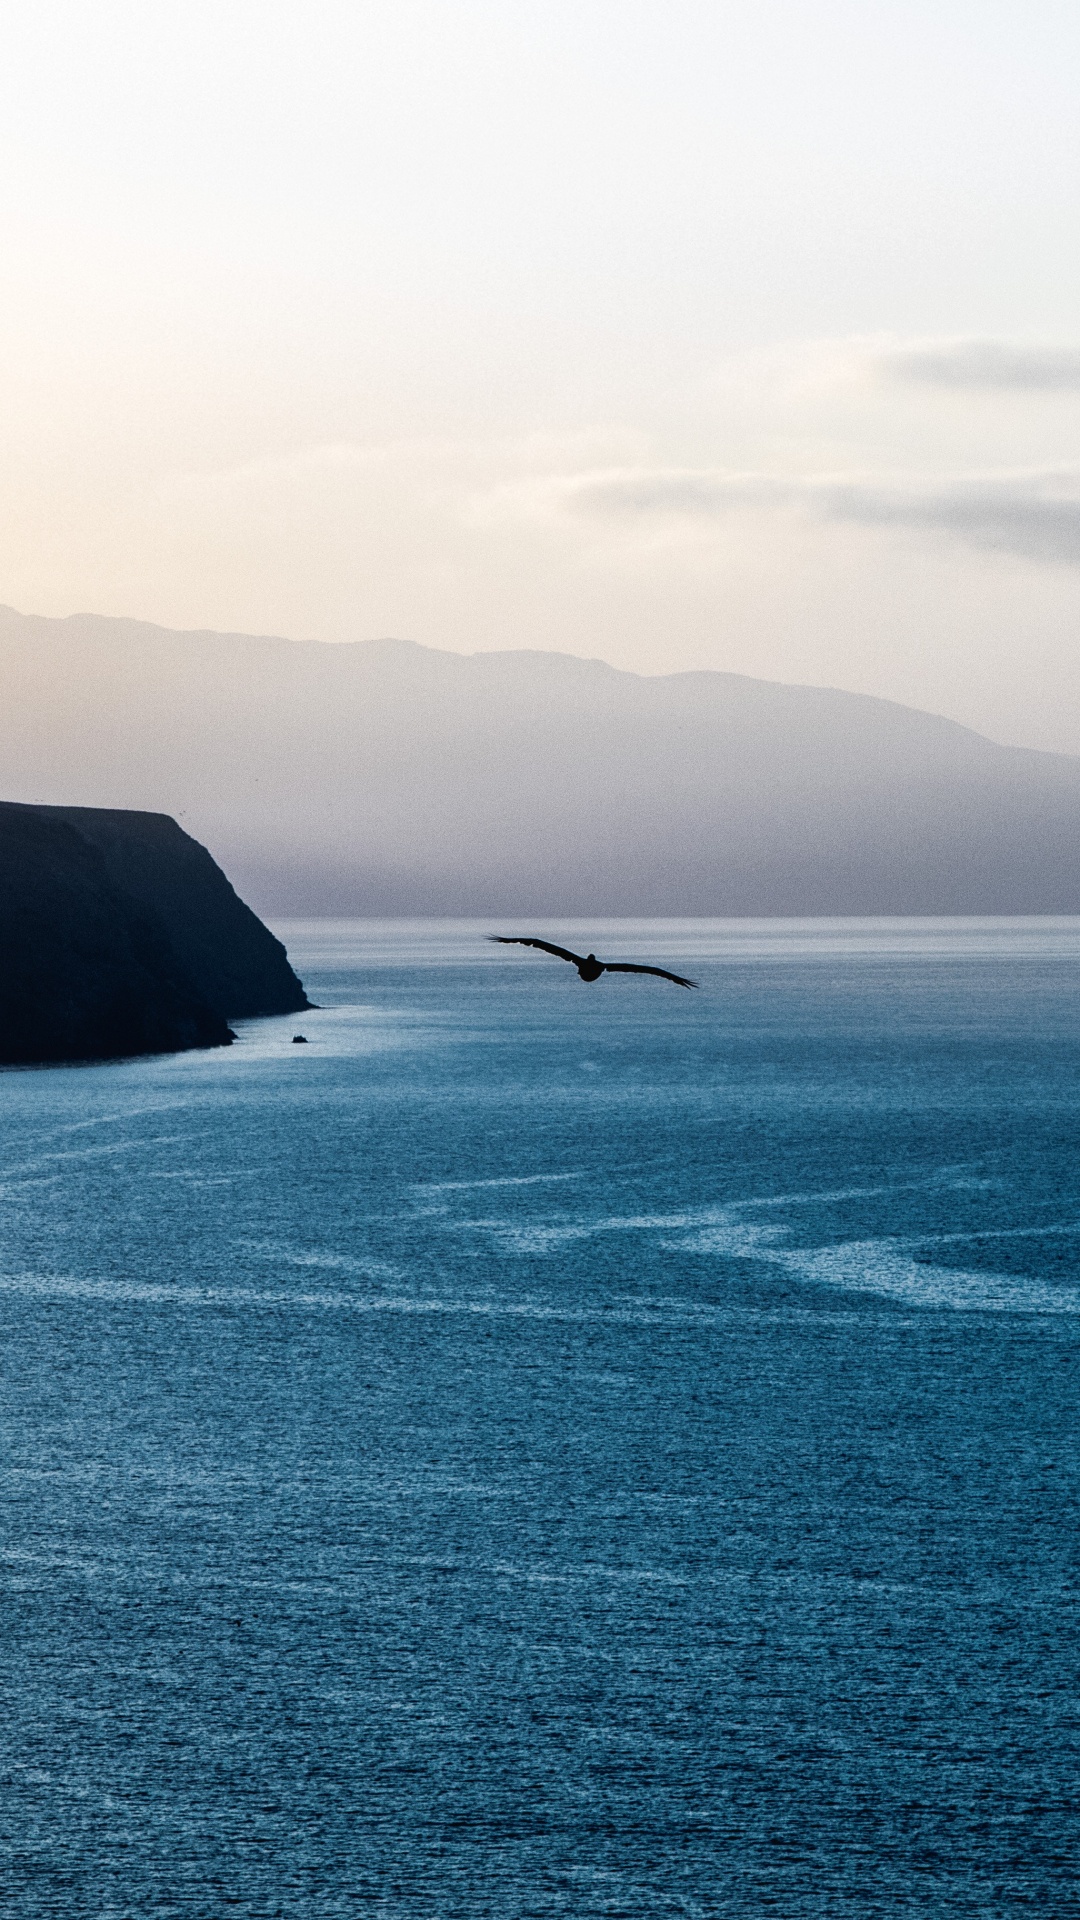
(0, 802, 309, 1065)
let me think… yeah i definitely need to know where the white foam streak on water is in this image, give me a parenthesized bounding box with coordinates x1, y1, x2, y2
(784, 1242, 1080, 1314)
(237, 1238, 400, 1279)
(423, 1198, 1080, 1313)
(0, 1269, 743, 1325)
(675, 1221, 1080, 1312)
(431, 1190, 1080, 1312)
(1, 1135, 186, 1179)
(413, 1173, 584, 1192)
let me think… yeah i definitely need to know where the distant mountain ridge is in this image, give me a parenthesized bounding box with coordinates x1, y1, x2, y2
(3, 603, 1080, 915)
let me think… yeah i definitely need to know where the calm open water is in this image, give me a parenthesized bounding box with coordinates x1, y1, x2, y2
(1, 918, 1079, 1918)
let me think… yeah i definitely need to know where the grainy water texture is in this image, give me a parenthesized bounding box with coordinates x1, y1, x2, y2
(2, 919, 1079, 1919)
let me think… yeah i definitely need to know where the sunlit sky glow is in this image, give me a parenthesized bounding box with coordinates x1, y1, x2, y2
(4, 2, 1080, 748)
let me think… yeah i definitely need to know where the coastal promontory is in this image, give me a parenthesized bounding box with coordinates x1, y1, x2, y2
(0, 802, 309, 1066)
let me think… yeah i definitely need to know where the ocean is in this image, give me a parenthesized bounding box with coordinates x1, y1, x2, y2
(1, 918, 1078, 1917)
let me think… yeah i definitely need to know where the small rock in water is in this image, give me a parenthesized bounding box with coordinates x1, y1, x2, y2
(292, 1034, 308, 1044)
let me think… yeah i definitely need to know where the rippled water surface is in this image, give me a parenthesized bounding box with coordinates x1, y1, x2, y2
(2, 919, 1079, 1916)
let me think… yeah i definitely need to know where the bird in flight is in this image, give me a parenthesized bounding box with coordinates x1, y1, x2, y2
(489, 936, 697, 988)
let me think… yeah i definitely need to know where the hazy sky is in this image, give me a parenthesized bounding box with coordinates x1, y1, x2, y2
(4, 2, 1080, 749)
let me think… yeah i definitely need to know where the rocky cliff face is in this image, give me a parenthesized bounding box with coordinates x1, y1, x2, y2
(0, 803, 308, 1066)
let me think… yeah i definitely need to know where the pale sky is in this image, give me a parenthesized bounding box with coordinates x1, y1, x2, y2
(4, 1, 1080, 749)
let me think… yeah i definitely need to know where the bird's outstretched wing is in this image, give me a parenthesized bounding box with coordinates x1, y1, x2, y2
(488, 936, 585, 965)
(603, 963, 698, 989)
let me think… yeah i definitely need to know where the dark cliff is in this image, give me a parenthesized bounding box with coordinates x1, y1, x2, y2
(0, 802, 309, 1066)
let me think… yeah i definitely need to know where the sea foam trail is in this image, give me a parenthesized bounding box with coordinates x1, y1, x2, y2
(0, 1269, 748, 1325)
(434, 1190, 1080, 1312)
(781, 1241, 1080, 1313)
(671, 1218, 1080, 1312)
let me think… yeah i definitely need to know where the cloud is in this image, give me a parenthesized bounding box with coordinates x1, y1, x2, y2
(547, 462, 1080, 570)
(558, 467, 781, 516)
(171, 418, 1080, 578)
(820, 476, 1080, 565)
(876, 338, 1080, 392)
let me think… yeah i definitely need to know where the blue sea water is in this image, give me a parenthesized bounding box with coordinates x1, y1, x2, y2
(1, 917, 1079, 1918)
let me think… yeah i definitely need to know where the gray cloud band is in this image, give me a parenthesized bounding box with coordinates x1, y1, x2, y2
(877, 340, 1080, 392)
(821, 483, 1080, 565)
(565, 469, 1080, 568)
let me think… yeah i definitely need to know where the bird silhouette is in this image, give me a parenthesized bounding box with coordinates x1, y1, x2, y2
(489, 936, 697, 988)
